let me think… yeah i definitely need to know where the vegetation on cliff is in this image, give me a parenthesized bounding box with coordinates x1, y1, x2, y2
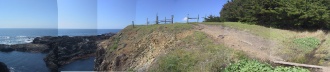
(150, 31, 246, 72)
(224, 59, 309, 72)
(95, 24, 193, 71)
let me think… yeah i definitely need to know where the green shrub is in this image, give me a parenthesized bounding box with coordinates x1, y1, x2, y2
(273, 66, 309, 72)
(224, 59, 273, 72)
(109, 37, 120, 51)
(224, 59, 310, 72)
(293, 37, 320, 52)
(155, 50, 198, 72)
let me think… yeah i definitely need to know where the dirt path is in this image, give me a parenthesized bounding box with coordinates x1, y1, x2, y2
(195, 24, 330, 72)
(196, 24, 281, 61)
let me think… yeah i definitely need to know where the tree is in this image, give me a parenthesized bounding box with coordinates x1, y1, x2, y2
(216, 0, 330, 29)
(204, 15, 221, 22)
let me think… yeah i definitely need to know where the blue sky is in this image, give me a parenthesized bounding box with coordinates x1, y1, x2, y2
(0, 0, 58, 29)
(0, 0, 226, 29)
(58, 0, 97, 29)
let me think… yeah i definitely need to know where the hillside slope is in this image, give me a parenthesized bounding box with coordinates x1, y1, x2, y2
(94, 22, 328, 72)
(94, 24, 249, 72)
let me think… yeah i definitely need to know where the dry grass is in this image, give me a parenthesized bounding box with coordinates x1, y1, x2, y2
(315, 34, 330, 66)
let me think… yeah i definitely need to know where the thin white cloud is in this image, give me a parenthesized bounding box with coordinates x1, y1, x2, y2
(182, 17, 188, 21)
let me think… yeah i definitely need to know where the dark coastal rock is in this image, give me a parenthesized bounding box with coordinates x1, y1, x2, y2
(0, 44, 14, 52)
(0, 44, 48, 53)
(41, 33, 115, 72)
(94, 46, 106, 70)
(0, 32, 116, 72)
(0, 62, 10, 72)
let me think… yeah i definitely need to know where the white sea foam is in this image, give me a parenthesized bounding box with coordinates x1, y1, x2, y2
(9, 67, 15, 72)
(0, 36, 35, 45)
(16, 36, 27, 38)
(24, 39, 33, 43)
(0, 36, 10, 39)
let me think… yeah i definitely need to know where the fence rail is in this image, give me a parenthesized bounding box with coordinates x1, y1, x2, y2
(187, 14, 199, 24)
(132, 14, 203, 27)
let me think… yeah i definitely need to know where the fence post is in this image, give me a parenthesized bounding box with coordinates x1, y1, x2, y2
(165, 17, 167, 24)
(132, 21, 134, 28)
(197, 14, 200, 23)
(187, 14, 189, 24)
(156, 14, 159, 24)
(147, 18, 149, 26)
(171, 15, 174, 24)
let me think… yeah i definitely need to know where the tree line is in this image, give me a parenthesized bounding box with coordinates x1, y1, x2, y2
(205, 0, 330, 29)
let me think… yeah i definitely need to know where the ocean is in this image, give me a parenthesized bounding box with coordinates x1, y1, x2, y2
(0, 29, 121, 72)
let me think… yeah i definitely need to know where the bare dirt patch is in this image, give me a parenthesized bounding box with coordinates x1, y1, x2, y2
(196, 24, 282, 61)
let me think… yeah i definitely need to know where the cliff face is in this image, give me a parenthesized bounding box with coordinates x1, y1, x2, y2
(95, 25, 193, 71)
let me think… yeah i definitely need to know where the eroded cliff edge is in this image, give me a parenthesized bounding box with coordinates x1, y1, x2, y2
(94, 25, 195, 71)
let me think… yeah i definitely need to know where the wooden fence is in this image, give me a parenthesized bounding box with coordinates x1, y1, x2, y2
(132, 14, 203, 27)
(187, 14, 199, 24)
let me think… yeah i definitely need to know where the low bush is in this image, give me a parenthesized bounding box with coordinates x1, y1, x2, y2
(293, 37, 320, 52)
(224, 59, 273, 72)
(273, 66, 309, 72)
(108, 36, 120, 51)
(224, 59, 310, 72)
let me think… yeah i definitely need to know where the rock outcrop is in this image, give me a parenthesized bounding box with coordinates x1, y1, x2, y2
(0, 33, 115, 72)
(94, 25, 191, 71)
(42, 34, 114, 72)
(0, 44, 48, 52)
(0, 62, 9, 72)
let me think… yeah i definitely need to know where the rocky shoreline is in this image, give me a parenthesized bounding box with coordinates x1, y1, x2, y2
(0, 33, 115, 72)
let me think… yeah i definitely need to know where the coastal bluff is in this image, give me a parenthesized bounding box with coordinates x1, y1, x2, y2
(94, 24, 194, 71)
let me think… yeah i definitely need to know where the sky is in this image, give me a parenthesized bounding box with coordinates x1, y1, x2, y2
(0, 0, 58, 29)
(58, 0, 97, 29)
(0, 0, 226, 29)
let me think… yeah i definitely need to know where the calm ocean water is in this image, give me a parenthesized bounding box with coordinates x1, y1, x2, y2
(0, 28, 121, 72)
(0, 28, 121, 45)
